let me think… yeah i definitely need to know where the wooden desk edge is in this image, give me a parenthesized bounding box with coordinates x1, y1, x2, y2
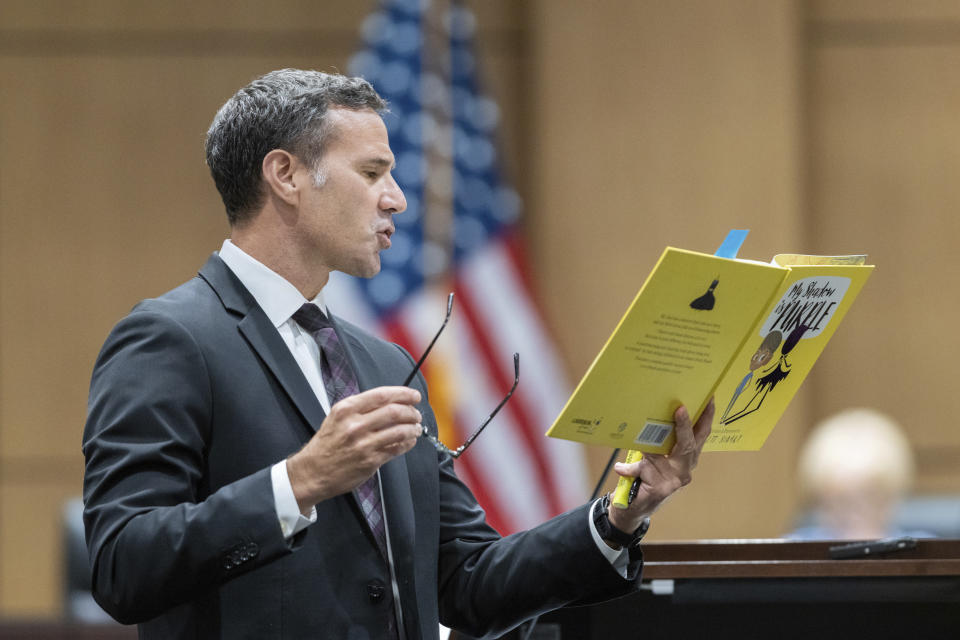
(641, 539, 960, 579)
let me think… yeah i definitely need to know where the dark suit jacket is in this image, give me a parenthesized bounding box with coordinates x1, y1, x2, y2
(82, 255, 639, 639)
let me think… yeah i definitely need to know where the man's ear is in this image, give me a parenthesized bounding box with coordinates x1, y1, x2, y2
(261, 149, 302, 206)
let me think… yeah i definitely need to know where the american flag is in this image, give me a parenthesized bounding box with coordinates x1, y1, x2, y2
(325, 0, 588, 534)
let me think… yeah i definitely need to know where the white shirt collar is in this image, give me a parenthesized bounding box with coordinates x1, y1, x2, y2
(218, 239, 326, 328)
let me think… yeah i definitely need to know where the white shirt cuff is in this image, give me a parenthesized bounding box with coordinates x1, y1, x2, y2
(588, 498, 631, 579)
(271, 460, 317, 539)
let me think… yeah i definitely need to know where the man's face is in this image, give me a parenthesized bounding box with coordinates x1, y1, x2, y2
(294, 107, 406, 278)
(749, 346, 773, 371)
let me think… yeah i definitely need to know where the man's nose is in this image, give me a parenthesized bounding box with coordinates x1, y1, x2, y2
(381, 177, 407, 214)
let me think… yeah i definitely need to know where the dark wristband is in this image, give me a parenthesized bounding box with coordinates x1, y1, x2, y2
(593, 494, 650, 549)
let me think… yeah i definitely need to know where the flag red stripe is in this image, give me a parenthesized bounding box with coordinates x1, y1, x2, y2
(380, 317, 413, 356)
(500, 229, 536, 301)
(452, 277, 565, 518)
(501, 229, 570, 359)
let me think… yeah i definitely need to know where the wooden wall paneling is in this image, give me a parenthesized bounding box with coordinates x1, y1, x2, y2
(0, 51, 349, 619)
(806, 15, 960, 492)
(0, 54, 350, 462)
(527, 0, 806, 540)
(0, 0, 374, 31)
(810, 0, 960, 23)
(0, 485, 77, 616)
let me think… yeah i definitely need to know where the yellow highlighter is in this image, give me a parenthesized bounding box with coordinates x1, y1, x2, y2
(611, 449, 643, 508)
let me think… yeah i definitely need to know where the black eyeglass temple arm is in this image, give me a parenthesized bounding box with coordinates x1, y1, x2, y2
(450, 352, 520, 458)
(402, 292, 454, 387)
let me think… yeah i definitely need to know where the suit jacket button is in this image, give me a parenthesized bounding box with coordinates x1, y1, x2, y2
(247, 542, 259, 557)
(366, 580, 386, 603)
(223, 558, 234, 570)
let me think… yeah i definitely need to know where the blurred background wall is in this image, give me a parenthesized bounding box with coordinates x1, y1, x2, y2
(1, 0, 959, 619)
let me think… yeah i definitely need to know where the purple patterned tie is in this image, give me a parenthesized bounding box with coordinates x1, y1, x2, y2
(292, 303, 388, 557)
(293, 304, 402, 639)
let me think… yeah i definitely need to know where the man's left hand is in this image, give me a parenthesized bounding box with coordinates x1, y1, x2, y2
(607, 398, 714, 533)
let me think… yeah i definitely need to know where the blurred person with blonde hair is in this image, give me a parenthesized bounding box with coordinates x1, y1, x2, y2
(787, 408, 925, 540)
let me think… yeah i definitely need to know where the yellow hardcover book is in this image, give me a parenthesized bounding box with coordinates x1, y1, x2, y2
(546, 247, 874, 459)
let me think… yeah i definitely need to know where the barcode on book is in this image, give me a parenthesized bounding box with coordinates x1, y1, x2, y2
(635, 421, 673, 445)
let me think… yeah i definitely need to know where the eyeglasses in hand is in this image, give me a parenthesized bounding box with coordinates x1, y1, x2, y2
(402, 293, 519, 459)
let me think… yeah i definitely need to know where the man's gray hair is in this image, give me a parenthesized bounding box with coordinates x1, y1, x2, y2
(205, 69, 387, 226)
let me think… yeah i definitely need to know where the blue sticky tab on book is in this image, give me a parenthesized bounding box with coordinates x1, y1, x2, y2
(715, 229, 749, 258)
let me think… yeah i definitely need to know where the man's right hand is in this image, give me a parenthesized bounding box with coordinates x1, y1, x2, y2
(286, 386, 423, 513)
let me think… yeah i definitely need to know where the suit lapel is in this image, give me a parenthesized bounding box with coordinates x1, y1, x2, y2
(237, 314, 328, 433)
(198, 254, 327, 434)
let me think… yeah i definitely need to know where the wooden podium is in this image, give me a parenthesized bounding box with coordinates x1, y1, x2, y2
(518, 538, 960, 639)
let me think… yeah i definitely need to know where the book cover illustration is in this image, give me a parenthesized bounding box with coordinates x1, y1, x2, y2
(706, 256, 872, 451)
(546, 248, 873, 454)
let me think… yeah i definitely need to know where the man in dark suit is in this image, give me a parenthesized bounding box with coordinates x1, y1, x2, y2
(82, 69, 713, 639)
